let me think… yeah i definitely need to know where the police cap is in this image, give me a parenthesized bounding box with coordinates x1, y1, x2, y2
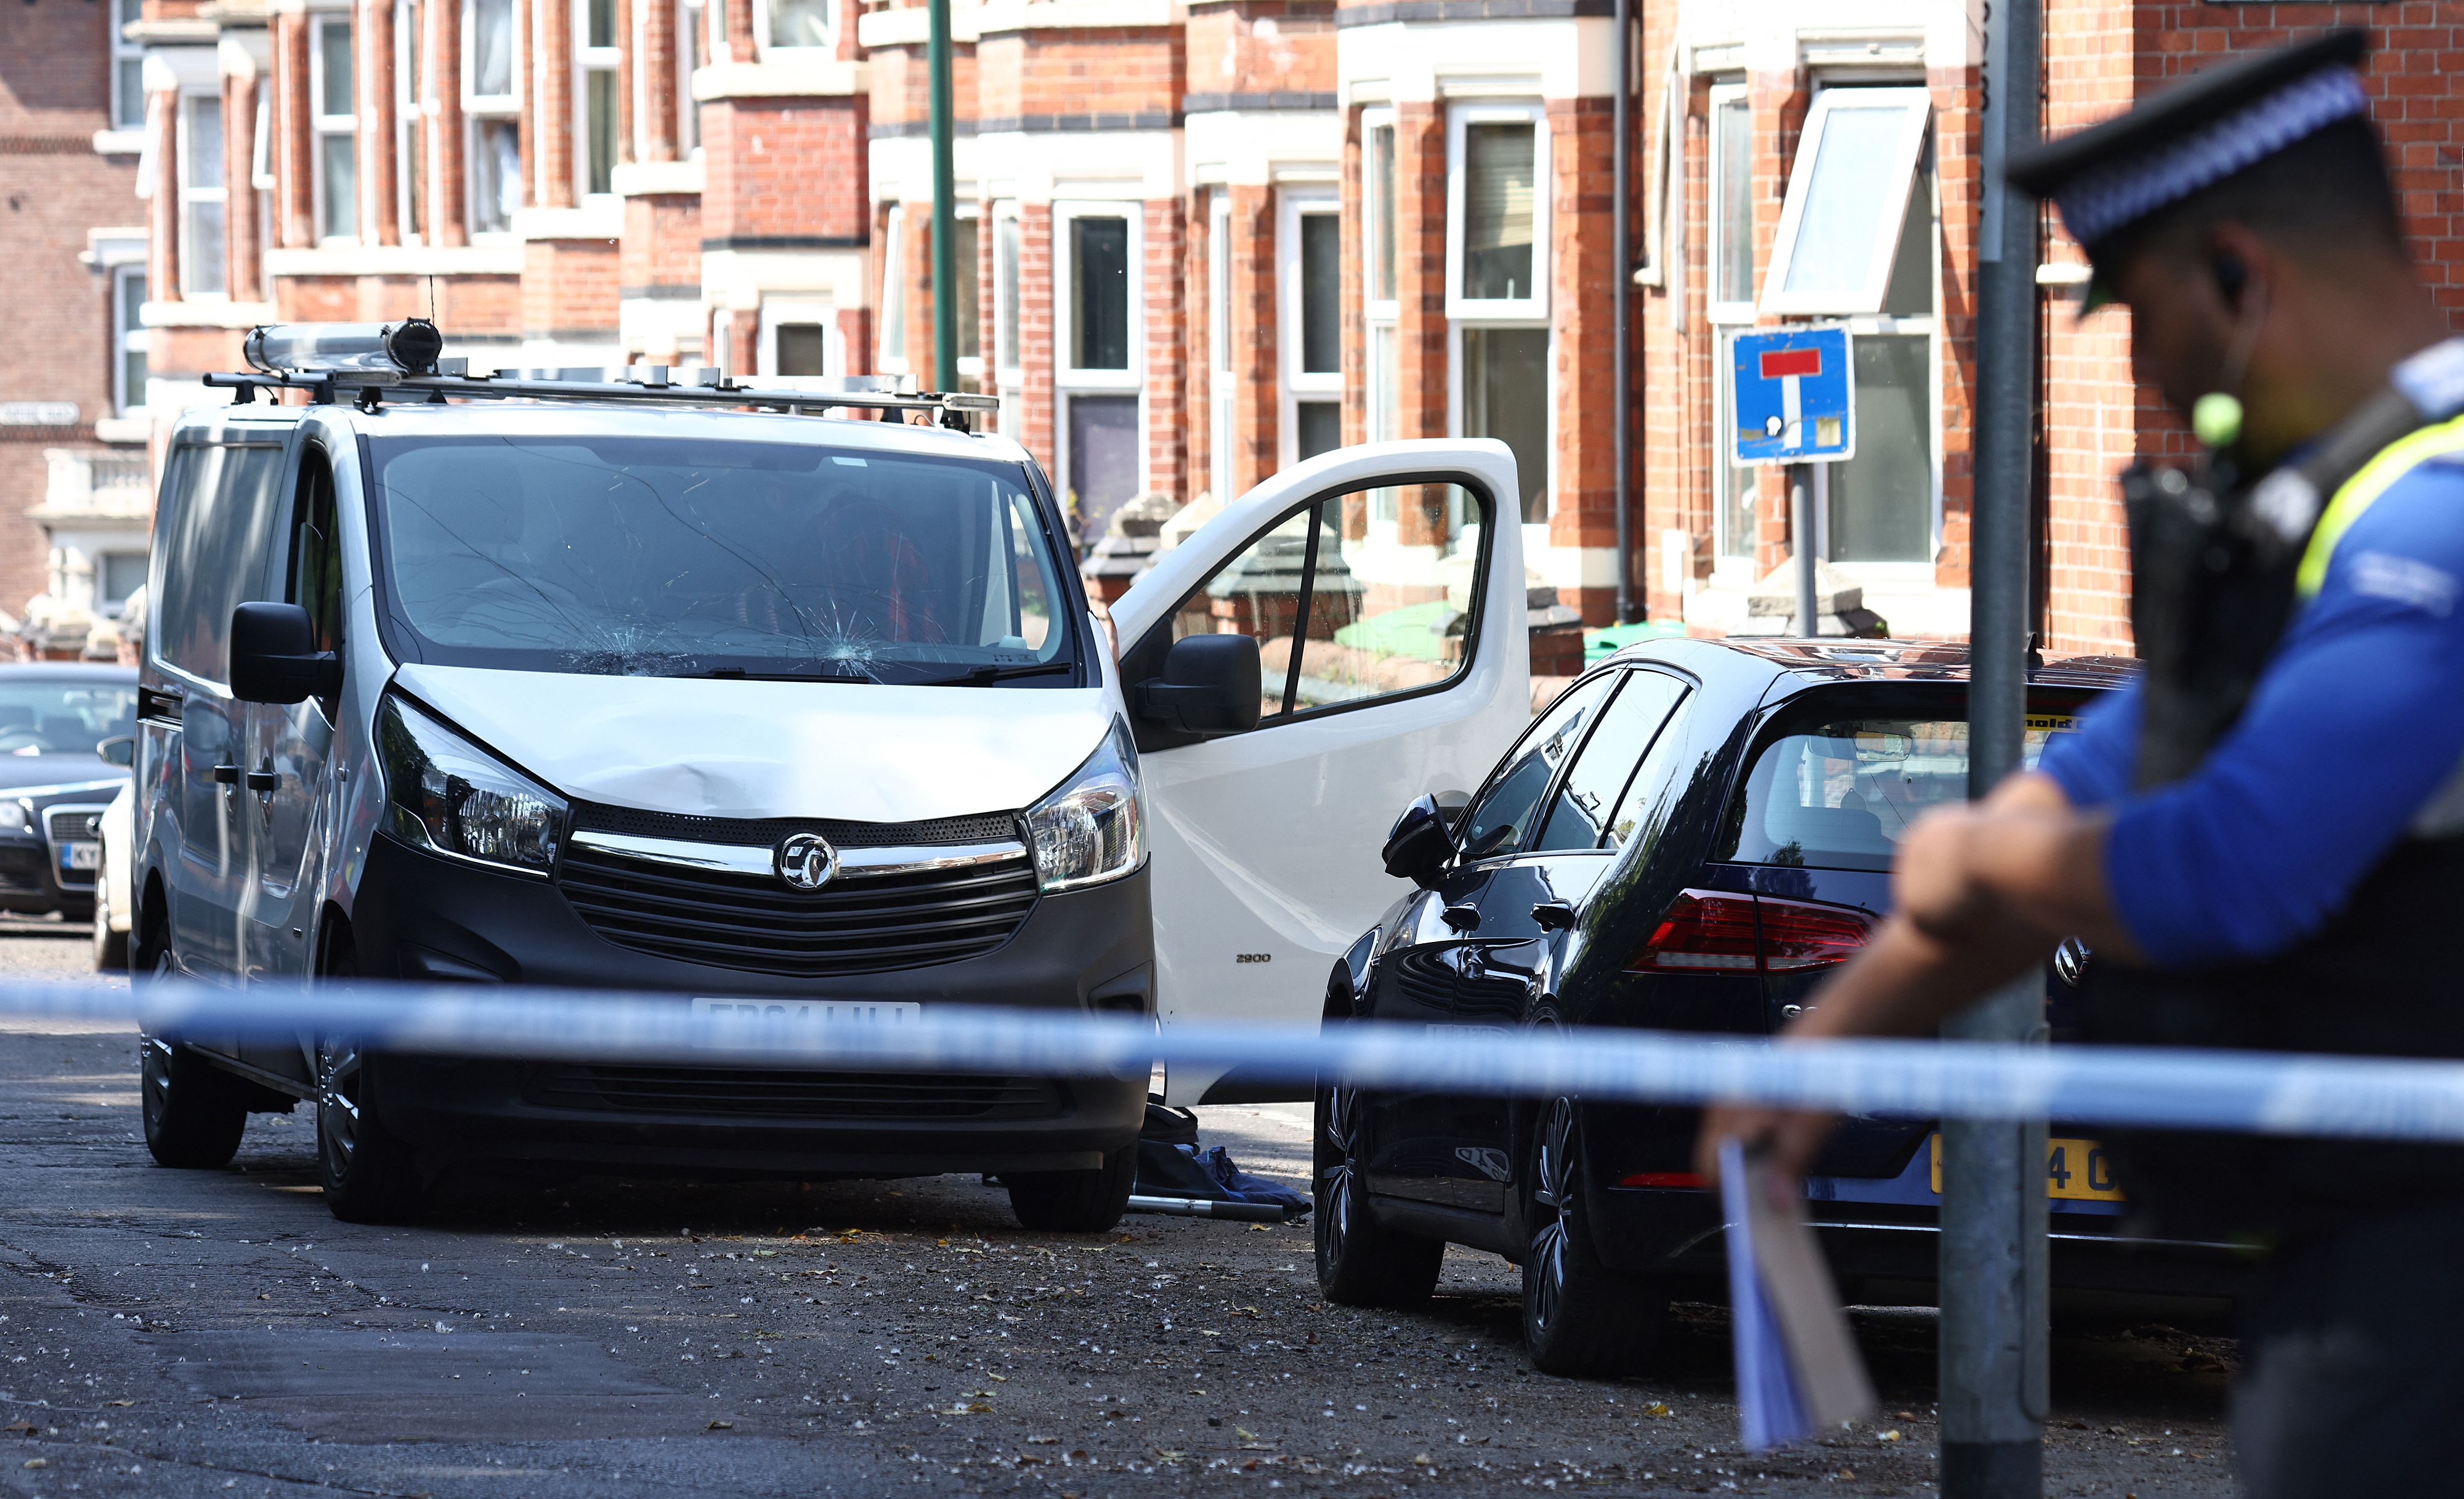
(2007, 28, 2372, 309)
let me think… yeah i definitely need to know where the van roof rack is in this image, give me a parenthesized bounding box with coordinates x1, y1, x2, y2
(202, 320, 1000, 431)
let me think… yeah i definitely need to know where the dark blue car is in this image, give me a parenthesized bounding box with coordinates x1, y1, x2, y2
(1311, 637, 2251, 1377)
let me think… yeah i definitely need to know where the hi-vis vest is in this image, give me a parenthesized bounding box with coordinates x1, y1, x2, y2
(2087, 398, 2464, 1242)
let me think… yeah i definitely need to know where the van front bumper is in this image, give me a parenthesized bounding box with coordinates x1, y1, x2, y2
(347, 832, 1153, 1177)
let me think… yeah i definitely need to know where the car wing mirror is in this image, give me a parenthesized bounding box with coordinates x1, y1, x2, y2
(1531, 900, 1578, 932)
(229, 602, 342, 706)
(94, 735, 134, 768)
(1135, 633, 1263, 738)
(1381, 792, 1454, 888)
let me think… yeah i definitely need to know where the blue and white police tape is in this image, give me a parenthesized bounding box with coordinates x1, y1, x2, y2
(10, 977, 2464, 1143)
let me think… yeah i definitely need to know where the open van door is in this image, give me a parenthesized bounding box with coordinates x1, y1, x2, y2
(1111, 441, 1529, 1103)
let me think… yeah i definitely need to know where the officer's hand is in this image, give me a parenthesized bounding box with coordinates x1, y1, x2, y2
(1694, 1102, 1838, 1208)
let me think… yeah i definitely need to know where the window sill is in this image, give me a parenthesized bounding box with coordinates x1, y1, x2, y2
(92, 129, 145, 158)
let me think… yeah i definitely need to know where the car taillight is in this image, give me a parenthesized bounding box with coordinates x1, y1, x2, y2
(1626, 890, 1871, 974)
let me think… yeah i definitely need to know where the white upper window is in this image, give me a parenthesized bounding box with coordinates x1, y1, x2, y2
(179, 92, 229, 295)
(110, 0, 146, 131)
(1280, 191, 1341, 468)
(1707, 83, 1754, 323)
(756, 0, 836, 52)
(464, 0, 521, 234)
(112, 265, 148, 415)
(578, 0, 620, 198)
(1761, 86, 1931, 316)
(312, 15, 358, 243)
(878, 205, 908, 372)
(396, 0, 425, 242)
(1446, 102, 1549, 320)
(678, 0, 707, 155)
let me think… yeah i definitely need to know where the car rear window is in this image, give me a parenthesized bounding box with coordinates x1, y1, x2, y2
(1720, 709, 2077, 872)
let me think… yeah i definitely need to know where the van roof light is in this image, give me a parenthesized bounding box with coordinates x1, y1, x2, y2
(243, 320, 444, 376)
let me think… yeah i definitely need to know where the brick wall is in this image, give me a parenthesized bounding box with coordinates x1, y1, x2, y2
(700, 97, 868, 243)
(1185, 0, 1334, 102)
(523, 238, 622, 342)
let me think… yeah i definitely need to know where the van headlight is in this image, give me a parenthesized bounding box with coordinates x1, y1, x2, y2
(375, 694, 566, 876)
(1024, 720, 1144, 893)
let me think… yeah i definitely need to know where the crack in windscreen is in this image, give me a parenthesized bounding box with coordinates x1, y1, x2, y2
(365, 434, 1075, 684)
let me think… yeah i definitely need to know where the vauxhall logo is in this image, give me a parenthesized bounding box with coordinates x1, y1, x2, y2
(774, 831, 838, 891)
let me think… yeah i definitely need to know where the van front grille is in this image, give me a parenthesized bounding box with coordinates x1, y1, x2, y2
(525, 1065, 1065, 1121)
(556, 842, 1040, 977)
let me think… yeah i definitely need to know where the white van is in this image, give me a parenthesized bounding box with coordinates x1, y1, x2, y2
(134, 322, 1526, 1227)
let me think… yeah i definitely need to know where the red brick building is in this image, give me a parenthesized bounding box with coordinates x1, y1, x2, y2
(0, 0, 149, 652)
(100, 1, 2464, 654)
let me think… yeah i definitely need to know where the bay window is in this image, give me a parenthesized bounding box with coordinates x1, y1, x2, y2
(1207, 190, 1231, 502)
(1056, 203, 1141, 536)
(954, 210, 982, 391)
(1448, 103, 1548, 524)
(395, 0, 424, 242)
(312, 15, 356, 242)
(878, 204, 907, 371)
(994, 203, 1021, 428)
(1708, 83, 1755, 559)
(464, 0, 520, 234)
(579, 0, 619, 198)
(179, 92, 229, 294)
(678, 0, 706, 155)
(112, 266, 147, 415)
(110, 0, 146, 132)
(1362, 110, 1399, 521)
(1281, 190, 1340, 466)
(758, 0, 835, 51)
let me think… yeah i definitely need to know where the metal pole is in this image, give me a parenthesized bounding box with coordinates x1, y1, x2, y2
(926, 0, 958, 392)
(1942, 0, 2046, 1490)
(1791, 467, 1817, 636)
(1610, 0, 1634, 624)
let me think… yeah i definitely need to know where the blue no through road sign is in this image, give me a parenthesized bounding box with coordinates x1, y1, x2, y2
(1732, 326, 1854, 466)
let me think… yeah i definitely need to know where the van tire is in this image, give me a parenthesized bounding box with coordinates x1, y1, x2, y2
(140, 1034, 246, 1169)
(1521, 1097, 1665, 1378)
(1006, 1144, 1137, 1232)
(1315, 1079, 1443, 1308)
(314, 944, 426, 1224)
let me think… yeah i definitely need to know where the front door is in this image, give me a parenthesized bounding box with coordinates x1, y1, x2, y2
(1110, 441, 1530, 1104)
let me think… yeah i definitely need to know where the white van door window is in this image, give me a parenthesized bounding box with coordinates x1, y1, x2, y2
(1110, 446, 1530, 1104)
(156, 444, 288, 686)
(245, 443, 345, 996)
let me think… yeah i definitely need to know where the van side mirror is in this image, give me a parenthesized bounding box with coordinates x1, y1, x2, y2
(1381, 792, 1455, 887)
(94, 735, 134, 768)
(1135, 634, 1262, 738)
(229, 603, 341, 705)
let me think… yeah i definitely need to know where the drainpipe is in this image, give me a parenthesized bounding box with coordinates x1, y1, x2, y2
(1610, 0, 1634, 622)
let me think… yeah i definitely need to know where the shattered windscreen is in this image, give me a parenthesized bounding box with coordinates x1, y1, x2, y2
(363, 434, 1079, 684)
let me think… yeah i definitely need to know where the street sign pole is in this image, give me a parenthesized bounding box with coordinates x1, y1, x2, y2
(1941, 0, 2046, 1492)
(927, 0, 958, 392)
(1792, 468, 1817, 636)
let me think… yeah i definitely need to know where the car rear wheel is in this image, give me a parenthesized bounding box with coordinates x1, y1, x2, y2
(1005, 1143, 1137, 1232)
(1522, 1097, 1665, 1378)
(1314, 1080, 1443, 1307)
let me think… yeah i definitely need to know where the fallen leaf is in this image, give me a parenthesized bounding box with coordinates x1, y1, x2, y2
(1411, 1454, 1434, 1466)
(4, 1422, 32, 1436)
(1878, 1429, 1903, 1442)
(21, 1459, 46, 1469)
(1026, 1436, 1058, 1445)
(1640, 1402, 1672, 1418)
(705, 1420, 734, 1431)
(1235, 1426, 1258, 1441)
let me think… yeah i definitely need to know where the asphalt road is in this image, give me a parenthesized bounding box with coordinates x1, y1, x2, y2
(0, 920, 2245, 1497)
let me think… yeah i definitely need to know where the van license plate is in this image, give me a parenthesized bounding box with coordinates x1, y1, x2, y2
(57, 842, 99, 872)
(690, 998, 920, 1038)
(1928, 1133, 2124, 1201)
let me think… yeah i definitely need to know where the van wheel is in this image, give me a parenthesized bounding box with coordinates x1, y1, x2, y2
(315, 1038, 426, 1224)
(1315, 1081, 1442, 1307)
(1006, 1143, 1137, 1232)
(1522, 1097, 1665, 1378)
(140, 1032, 246, 1169)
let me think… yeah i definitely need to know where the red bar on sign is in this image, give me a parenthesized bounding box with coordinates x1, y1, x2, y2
(1759, 347, 1822, 380)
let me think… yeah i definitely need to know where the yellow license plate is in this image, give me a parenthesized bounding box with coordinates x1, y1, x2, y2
(1928, 1134, 2124, 1201)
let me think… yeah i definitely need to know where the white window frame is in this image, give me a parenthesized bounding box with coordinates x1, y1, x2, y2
(1445, 100, 1550, 322)
(1054, 200, 1141, 392)
(310, 13, 358, 245)
(1706, 81, 1755, 325)
(576, 0, 620, 201)
(176, 89, 229, 297)
(1361, 109, 1400, 524)
(1054, 199, 1148, 510)
(678, 0, 707, 156)
(1826, 131, 1943, 567)
(1448, 322, 1554, 529)
(760, 298, 842, 377)
(954, 203, 983, 388)
(395, 0, 425, 244)
(1759, 85, 1931, 317)
(878, 203, 909, 374)
(109, 0, 147, 132)
(991, 201, 1022, 434)
(111, 264, 148, 416)
(1279, 187, 1342, 470)
(1207, 189, 1232, 503)
(463, 0, 521, 237)
(753, 0, 837, 54)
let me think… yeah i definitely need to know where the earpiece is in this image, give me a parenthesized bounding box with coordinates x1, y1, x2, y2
(2212, 252, 2249, 311)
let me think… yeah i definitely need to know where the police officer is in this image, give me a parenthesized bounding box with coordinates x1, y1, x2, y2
(1699, 29, 2464, 1496)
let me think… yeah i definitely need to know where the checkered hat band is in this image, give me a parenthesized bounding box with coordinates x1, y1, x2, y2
(2054, 68, 2370, 248)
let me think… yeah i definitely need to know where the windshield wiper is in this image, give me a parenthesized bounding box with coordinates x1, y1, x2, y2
(923, 660, 1077, 687)
(682, 663, 883, 685)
